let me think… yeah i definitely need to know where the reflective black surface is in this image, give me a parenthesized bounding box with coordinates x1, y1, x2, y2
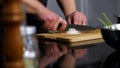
(38, 39, 116, 68)
(101, 51, 120, 68)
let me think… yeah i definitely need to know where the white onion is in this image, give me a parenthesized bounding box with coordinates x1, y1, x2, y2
(66, 28, 81, 34)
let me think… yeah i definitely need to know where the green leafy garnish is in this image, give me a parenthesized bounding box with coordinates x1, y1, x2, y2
(98, 12, 113, 29)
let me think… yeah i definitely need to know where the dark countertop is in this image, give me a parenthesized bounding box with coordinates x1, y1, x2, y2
(38, 39, 116, 68)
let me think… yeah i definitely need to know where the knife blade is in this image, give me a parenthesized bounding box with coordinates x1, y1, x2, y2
(66, 24, 96, 31)
(49, 24, 97, 33)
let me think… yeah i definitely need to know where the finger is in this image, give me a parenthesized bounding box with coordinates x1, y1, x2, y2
(77, 12, 85, 25)
(50, 17, 60, 31)
(46, 17, 60, 31)
(79, 12, 87, 25)
(43, 18, 57, 30)
(73, 13, 80, 25)
(51, 19, 60, 31)
(58, 20, 67, 31)
(67, 16, 72, 24)
(78, 14, 83, 25)
(54, 17, 67, 31)
(82, 15, 87, 25)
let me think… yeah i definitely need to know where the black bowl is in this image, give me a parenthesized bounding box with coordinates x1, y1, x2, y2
(101, 24, 120, 50)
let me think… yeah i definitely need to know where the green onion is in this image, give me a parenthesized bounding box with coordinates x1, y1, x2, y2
(97, 18, 108, 26)
(102, 12, 113, 26)
(98, 12, 113, 30)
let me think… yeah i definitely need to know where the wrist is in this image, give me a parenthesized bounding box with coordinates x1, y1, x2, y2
(65, 10, 76, 19)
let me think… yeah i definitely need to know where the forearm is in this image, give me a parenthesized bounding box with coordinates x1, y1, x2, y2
(57, 0, 76, 17)
(22, 0, 47, 14)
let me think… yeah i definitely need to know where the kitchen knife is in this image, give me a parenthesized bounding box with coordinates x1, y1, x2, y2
(66, 24, 96, 31)
(49, 24, 97, 33)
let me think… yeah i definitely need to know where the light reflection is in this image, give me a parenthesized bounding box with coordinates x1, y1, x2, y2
(24, 50, 36, 58)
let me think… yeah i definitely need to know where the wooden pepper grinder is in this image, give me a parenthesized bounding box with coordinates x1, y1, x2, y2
(0, 0, 25, 68)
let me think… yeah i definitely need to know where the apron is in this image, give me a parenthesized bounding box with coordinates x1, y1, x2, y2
(26, 0, 49, 33)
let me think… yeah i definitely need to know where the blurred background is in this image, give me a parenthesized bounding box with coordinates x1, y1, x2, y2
(47, 0, 120, 26)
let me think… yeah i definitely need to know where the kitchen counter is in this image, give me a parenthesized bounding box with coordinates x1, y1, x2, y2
(38, 38, 116, 68)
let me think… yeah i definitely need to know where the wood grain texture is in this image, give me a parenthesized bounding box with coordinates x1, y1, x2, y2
(37, 29, 103, 42)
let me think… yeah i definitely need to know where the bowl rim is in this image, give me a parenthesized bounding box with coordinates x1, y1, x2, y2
(102, 23, 120, 31)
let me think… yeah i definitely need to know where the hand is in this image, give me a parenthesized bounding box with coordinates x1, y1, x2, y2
(55, 48, 87, 68)
(37, 8, 67, 31)
(67, 11, 87, 25)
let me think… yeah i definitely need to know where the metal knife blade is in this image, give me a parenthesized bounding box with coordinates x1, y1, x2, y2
(49, 24, 96, 33)
(66, 24, 96, 31)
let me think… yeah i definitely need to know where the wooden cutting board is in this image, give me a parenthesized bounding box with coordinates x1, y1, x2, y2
(36, 29, 102, 43)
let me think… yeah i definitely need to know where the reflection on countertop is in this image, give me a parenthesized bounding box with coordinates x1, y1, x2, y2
(101, 51, 120, 68)
(38, 39, 115, 68)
